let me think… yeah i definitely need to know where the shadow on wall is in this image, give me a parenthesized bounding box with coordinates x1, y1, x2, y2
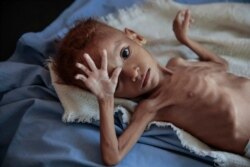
(0, 0, 73, 61)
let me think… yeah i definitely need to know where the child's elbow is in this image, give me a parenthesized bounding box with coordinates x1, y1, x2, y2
(220, 59, 229, 70)
(102, 154, 121, 166)
(216, 58, 229, 71)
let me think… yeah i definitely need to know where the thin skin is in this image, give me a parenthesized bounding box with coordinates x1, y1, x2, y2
(75, 9, 250, 166)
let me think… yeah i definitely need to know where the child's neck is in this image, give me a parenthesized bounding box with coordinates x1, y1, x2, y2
(159, 64, 173, 83)
(134, 65, 173, 101)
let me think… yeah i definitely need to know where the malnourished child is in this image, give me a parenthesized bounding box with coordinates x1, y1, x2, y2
(53, 9, 250, 165)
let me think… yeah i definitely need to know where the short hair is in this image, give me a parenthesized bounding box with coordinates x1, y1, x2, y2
(53, 18, 109, 89)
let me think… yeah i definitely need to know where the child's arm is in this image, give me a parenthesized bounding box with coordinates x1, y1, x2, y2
(75, 51, 155, 166)
(173, 9, 228, 69)
(99, 97, 154, 165)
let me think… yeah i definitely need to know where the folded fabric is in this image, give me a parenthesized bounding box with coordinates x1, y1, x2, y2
(48, 0, 250, 166)
(48, 62, 136, 123)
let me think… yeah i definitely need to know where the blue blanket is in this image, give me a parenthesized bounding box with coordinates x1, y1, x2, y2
(1, 0, 248, 166)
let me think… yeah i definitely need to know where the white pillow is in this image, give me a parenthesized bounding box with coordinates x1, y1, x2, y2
(48, 62, 137, 123)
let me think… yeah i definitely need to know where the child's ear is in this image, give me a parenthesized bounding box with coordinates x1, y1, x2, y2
(124, 28, 147, 45)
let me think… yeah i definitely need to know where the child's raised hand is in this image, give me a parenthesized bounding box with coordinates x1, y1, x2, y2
(173, 9, 193, 44)
(75, 50, 121, 100)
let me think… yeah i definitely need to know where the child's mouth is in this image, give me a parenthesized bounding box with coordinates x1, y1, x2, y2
(142, 68, 151, 88)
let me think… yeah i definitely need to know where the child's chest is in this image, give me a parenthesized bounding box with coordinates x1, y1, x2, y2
(155, 65, 229, 115)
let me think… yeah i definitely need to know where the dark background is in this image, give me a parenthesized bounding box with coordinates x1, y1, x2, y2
(0, 0, 73, 61)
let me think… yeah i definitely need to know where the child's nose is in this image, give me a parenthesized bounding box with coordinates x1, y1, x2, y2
(131, 67, 140, 82)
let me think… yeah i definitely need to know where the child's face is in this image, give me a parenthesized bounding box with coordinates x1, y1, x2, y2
(93, 27, 163, 98)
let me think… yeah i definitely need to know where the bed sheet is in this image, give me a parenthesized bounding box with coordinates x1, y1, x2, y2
(0, 0, 248, 167)
(175, 0, 250, 3)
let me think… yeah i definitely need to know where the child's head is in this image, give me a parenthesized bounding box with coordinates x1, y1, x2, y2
(54, 19, 164, 99)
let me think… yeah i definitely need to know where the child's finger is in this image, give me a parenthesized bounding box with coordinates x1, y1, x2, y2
(174, 10, 182, 25)
(111, 67, 122, 84)
(101, 49, 108, 71)
(76, 62, 91, 75)
(183, 9, 191, 27)
(75, 74, 87, 82)
(190, 18, 195, 24)
(84, 53, 97, 71)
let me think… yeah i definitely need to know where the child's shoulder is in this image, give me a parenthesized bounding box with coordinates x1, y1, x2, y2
(166, 57, 187, 67)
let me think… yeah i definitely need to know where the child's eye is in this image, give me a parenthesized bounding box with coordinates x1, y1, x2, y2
(120, 47, 130, 59)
